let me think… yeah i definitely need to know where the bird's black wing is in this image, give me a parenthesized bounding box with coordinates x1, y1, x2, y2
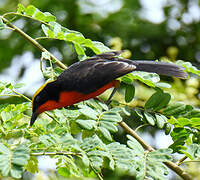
(57, 51, 187, 94)
(57, 55, 136, 94)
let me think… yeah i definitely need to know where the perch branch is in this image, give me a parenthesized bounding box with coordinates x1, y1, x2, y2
(119, 121, 192, 180)
(1, 16, 67, 69)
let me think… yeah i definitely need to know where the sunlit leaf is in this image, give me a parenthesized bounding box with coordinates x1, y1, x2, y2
(99, 127, 112, 141)
(17, 4, 25, 14)
(25, 5, 36, 16)
(76, 119, 96, 130)
(144, 112, 156, 126)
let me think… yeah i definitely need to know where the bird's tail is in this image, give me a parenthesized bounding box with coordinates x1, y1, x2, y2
(132, 61, 187, 79)
(94, 51, 188, 79)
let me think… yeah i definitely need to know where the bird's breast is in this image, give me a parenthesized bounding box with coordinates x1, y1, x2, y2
(38, 80, 119, 114)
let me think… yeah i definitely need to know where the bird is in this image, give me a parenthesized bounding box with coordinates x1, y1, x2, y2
(30, 51, 187, 126)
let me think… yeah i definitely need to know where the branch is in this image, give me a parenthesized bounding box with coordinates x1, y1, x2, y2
(119, 121, 192, 180)
(0, 16, 67, 69)
(31, 151, 81, 156)
(12, 89, 32, 102)
(177, 156, 188, 165)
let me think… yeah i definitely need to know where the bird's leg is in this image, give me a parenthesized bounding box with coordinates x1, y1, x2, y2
(106, 87, 118, 105)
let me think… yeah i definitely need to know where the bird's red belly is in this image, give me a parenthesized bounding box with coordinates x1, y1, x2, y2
(38, 80, 119, 114)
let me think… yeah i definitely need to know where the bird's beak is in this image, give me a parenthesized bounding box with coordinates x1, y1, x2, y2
(30, 111, 39, 126)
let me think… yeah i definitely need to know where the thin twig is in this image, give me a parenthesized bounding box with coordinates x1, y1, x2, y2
(2, 12, 50, 26)
(177, 156, 188, 165)
(0, 94, 20, 98)
(12, 89, 32, 102)
(119, 121, 192, 180)
(135, 124, 149, 132)
(35, 36, 61, 41)
(182, 160, 200, 163)
(0, 16, 67, 69)
(31, 151, 81, 156)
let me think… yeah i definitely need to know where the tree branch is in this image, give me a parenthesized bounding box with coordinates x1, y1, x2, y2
(0, 16, 67, 69)
(119, 121, 192, 180)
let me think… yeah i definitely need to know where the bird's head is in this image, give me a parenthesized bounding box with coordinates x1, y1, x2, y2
(30, 81, 59, 126)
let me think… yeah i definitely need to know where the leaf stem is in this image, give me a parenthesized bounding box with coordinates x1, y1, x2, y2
(0, 94, 20, 98)
(12, 89, 32, 102)
(177, 156, 188, 165)
(183, 160, 200, 163)
(119, 121, 192, 180)
(0, 16, 67, 69)
(31, 151, 81, 156)
(135, 124, 149, 132)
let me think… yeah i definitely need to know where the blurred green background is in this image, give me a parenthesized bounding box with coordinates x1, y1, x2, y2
(0, 0, 200, 179)
(1, 0, 200, 68)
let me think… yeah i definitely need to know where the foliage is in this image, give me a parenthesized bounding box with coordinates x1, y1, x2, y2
(0, 4, 200, 180)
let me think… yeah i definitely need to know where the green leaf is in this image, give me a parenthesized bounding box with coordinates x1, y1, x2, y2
(131, 71, 160, 87)
(53, 22, 61, 36)
(6, 83, 13, 89)
(25, 5, 36, 16)
(81, 135, 105, 152)
(155, 114, 167, 129)
(100, 121, 118, 133)
(82, 39, 93, 47)
(17, 4, 25, 14)
(125, 84, 135, 103)
(34, 11, 46, 21)
(164, 123, 171, 135)
(85, 99, 108, 111)
(42, 51, 51, 60)
(41, 24, 49, 36)
(0, 143, 30, 178)
(185, 108, 200, 118)
(89, 155, 103, 171)
(121, 74, 133, 83)
(127, 135, 144, 156)
(1, 111, 12, 121)
(25, 156, 39, 174)
(73, 36, 86, 44)
(177, 60, 200, 76)
(107, 142, 135, 174)
(101, 111, 122, 122)
(163, 102, 186, 117)
(181, 144, 200, 160)
(0, 143, 9, 154)
(0, 18, 6, 30)
(92, 41, 110, 53)
(44, 12, 56, 22)
(47, 29, 55, 38)
(170, 127, 190, 151)
(99, 127, 112, 141)
(134, 108, 143, 119)
(57, 32, 65, 39)
(156, 82, 171, 88)
(144, 112, 156, 126)
(148, 149, 172, 162)
(13, 83, 25, 89)
(79, 105, 98, 119)
(76, 119, 96, 130)
(65, 33, 77, 41)
(145, 90, 171, 111)
(74, 43, 86, 59)
(81, 153, 90, 167)
(57, 167, 70, 177)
